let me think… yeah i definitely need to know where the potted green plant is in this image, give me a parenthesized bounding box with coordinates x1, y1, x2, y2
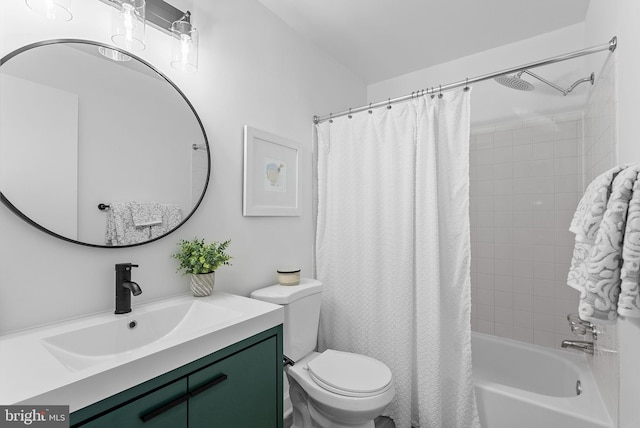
(172, 238, 232, 296)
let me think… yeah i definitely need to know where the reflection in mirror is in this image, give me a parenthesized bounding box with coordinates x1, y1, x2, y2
(0, 40, 209, 247)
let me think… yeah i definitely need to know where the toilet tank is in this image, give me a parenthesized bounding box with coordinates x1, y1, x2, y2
(250, 279, 322, 362)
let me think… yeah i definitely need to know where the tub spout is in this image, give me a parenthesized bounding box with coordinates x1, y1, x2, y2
(561, 340, 594, 355)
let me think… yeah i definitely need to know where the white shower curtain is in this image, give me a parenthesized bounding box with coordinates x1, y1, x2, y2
(315, 89, 479, 428)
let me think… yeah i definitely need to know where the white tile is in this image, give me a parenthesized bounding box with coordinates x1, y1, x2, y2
(555, 139, 580, 158)
(476, 211, 494, 228)
(494, 244, 513, 261)
(514, 293, 534, 311)
(533, 141, 555, 159)
(533, 211, 555, 229)
(533, 193, 555, 211)
(514, 327, 534, 343)
(494, 147, 513, 163)
(514, 311, 534, 328)
(534, 295, 555, 315)
(477, 197, 494, 212)
(555, 157, 580, 175)
(555, 193, 581, 212)
(476, 227, 494, 243)
(533, 279, 555, 297)
(512, 211, 533, 228)
(533, 228, 555, 245)
(513, 260, 533, 278)
(493, 131, 513, 148)
(512, 145, 533, 161)
(477, 288, 494, 306)
(494, 212, 513, 228)
(513, 244, 533, 261)
(495, 307, 514, 324)
(476, 273, 494, 290)
(476, 149, 494, 165)
(555, 263, 570, 281)
(533, 176, 555, 194)
(513, 127, 533, 145)
(494, 195, 513, 212)
(494, 323, 514, 339)
(513, 276, 533, 294)
(554, 246, 574, 265)
(532, 159, 554, 177)
(533, 245, 556, 263)
(512, 161, 533, 178)
(554, 120, 578, 140)
(494, 275, 514, 292)
(533, 262, 555, 280)
(513, 228, 533, 244)
(476, 320, 494, 335)
(533, 330, 556, 348)
(493, 163, 513, 180)
(477, 164, 495, 180)
(494, 262, 513, 276)
(476, 304, 495, 321)
(476, 258, 494, 275)
(476, 180, 494, 196)
(494, 179, 513, 195)
(513, 177, 534, 194)
(494, 228, 513, 244)
(495, 291, 513, 308)
(554, 228, 574, 246)
(475, 133, 494, 149)
(534, 313, 556, 333)
(476, 242, 494, 258)
(555, 210, 575, 229)
(533, 123, 555, 143)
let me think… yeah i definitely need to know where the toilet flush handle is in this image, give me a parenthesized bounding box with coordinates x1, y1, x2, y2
(283, 355, 295, 367)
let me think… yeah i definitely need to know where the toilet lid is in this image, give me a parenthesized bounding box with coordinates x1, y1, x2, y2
(307, 350, 393, 397)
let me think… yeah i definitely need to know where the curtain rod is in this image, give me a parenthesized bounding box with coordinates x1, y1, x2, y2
(313, 36, 617, 125)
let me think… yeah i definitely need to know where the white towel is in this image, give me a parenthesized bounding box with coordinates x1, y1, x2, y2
(618, 173, 640, 317)
(149, 204, 182, 239)
(567, 166, 625, 291)
(130, 202, 163, 227)
(104, 202, 151, 245)
(577, 166, 640, 322)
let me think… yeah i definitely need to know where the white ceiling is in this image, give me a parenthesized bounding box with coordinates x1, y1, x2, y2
(257, 0, 591, 85)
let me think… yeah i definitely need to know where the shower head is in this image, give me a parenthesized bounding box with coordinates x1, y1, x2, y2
(494, 72, 535, 91)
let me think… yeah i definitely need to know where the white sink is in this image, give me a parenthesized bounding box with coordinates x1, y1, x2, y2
(41, 300, 242, 371)
(0, 292, 283, 411)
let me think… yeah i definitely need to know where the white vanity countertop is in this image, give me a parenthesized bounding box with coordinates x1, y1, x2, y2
(0, 292, 284, 412)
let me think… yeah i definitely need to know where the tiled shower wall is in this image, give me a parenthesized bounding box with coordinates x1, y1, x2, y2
(469, 112, 584, 349)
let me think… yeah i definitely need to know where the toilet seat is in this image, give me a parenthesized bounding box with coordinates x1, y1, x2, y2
(306, 350, 393, 398)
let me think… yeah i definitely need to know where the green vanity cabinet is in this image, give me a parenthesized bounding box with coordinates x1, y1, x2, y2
(71, 326, 283, 428)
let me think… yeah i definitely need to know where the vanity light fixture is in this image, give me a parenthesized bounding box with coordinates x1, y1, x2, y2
(111, 0, 146, 52)
(97, 0, 199, 72)
(171, 11, 198, 72)
(25, 0, 73, 21)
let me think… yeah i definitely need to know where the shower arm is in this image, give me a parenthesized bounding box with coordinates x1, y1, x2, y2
(521, 70, 595, 96)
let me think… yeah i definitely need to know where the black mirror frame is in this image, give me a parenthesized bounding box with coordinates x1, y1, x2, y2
(0, 39, 210, 248)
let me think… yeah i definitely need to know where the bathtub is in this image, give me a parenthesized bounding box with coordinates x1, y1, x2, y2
(471, 332, 613, 428)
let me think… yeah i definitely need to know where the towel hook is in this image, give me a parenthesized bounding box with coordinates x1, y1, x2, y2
(98, 203, 110, 211)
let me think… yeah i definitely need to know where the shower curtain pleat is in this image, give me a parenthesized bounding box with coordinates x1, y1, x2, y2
(315, 89, 479, 428)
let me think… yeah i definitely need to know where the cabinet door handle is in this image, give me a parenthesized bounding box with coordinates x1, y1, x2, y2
(190, 374, 228, 398)
(140, 393, 190, 423)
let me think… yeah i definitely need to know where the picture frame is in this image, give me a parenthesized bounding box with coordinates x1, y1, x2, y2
(243, 126, 300, 216)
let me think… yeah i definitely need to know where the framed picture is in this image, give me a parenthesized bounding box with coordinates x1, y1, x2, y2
(243, 126, 300, 216)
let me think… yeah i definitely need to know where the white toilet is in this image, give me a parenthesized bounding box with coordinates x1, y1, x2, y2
(251, 278, 395, 428)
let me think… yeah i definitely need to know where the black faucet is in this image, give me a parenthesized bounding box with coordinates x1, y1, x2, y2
(115, 263, 142, 314)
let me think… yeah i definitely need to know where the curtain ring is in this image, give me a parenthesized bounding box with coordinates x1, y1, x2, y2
(438, 84, 443, 99)
(387, 98, 392, 109)
(464, 78, 470, 92)
(329, 113, 333, 123)
(348, 108, 352, 119)
(368, 103, 373, 114)
(430, 87, 435, 99)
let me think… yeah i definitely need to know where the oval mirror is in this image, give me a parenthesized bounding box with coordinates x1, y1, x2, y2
(0, 39, 209, 248)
